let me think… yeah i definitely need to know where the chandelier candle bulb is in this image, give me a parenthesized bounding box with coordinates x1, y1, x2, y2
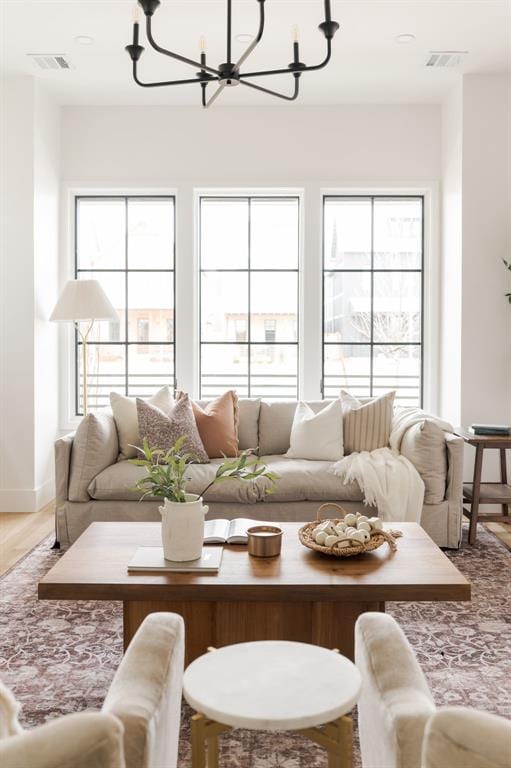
(199, 35, 206, 53)
(292, 24, 300, 43)
(133, 4, 141, 24)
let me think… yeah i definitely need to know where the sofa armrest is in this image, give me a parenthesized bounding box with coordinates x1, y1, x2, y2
(0, 712, 125, 768)
(355, 612, 435, 768)
(55, 432, 75, 505)
(423, 707, 511, 768)
(102, 612, 185, 768)
(444, 432, 464, 503)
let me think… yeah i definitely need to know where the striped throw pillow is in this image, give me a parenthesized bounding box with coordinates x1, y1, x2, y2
(341, 390, 396, 454)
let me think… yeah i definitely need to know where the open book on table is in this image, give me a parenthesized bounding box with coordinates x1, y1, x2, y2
(204, 518, 267, 545)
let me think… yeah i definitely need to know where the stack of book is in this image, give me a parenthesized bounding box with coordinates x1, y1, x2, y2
(469, 423, 511, 436)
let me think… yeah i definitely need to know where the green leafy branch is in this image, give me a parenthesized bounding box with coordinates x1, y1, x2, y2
(129, 439, 278, 503)
(199, 449, 279, 499)
(129, 436, 198, 502)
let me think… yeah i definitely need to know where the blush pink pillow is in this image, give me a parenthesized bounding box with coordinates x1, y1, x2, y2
(178, 390, 239, 458)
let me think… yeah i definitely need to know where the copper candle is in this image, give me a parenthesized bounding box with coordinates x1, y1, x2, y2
(247, 526, 283, 557)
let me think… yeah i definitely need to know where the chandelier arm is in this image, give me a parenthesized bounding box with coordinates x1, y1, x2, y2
(133, 62, 218, 87)
(145, 14, 221, 76)
(239, 38, 332, 80)
(205, 82, 227, 108)
(234, 0, 265, 72)
(238, 76, 300, 102)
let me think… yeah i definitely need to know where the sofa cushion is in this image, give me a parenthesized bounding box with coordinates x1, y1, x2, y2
(183, 390, 239, 458)
(195, 398, 260, 452)
(400, 420, 447, 504)
(259, 400, 330, 456)
(341, 390, 395, 454)
(88, 459, 262, 504)
(286, 400, 344, 461)
(137, 396, 209, 463)
(88, 455, 363, 505)
(69, 412, 119, 502)
(111, 387, 174, 460)
(258, 455, 363, 503)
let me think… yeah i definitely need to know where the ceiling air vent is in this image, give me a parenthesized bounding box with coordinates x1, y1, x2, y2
(426, 51, 468, 68)
(28, 54, 72, 70)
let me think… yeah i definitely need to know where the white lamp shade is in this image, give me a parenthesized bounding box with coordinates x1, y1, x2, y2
(50, 280, 118, 322)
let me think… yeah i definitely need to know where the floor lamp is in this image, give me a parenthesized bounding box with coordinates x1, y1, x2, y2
(50, 280, 118, 415)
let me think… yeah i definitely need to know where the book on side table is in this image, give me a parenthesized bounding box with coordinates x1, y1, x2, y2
(470, 423, 511, 436)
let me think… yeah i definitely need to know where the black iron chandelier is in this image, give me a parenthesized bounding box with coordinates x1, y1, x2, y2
(126, 0, 339, 107)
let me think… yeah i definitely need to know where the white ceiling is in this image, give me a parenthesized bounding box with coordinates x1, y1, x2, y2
(1, 0, 510, 106)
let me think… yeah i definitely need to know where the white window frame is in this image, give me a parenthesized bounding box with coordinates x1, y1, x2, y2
(318, 183, 439, 410)
(193, 188, 305, 399)
(60, 182, 438, 431)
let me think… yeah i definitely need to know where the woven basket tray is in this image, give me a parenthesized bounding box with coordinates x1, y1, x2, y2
(298, 503, 401, 558)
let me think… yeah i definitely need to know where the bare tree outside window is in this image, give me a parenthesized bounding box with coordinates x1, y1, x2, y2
(323, 197, 423, 405)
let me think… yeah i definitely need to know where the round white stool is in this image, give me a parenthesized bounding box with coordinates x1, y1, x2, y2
(183, 640, 362, 768)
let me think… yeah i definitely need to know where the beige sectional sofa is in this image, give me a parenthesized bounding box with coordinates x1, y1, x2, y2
(55, 399, 464, 549)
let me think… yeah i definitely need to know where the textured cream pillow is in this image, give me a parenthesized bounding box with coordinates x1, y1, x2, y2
(341, 390, 395, 454)
(110, 387, 174, 460)
(136, 396, 209, 463)
(400, 419, 447, 504)
(286, 400, 344, 461)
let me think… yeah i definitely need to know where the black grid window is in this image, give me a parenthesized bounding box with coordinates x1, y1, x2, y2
(75, 196, 175, 414)
(199, 196, 300, 399)
(322, 196, 424, 406)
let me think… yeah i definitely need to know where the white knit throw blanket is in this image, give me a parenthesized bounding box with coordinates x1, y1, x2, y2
(332, 448, 425, 523)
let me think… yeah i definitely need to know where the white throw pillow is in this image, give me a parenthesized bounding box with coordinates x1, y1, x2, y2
(286, 400, 344, 461)
(110, 387, 174, 460)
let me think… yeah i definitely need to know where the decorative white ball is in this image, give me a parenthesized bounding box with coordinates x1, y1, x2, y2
(325, 534, 342, 548)
(349, 530, 365, 543)
(369, 517, 383, 530)
(344, 513, 357, 527)
(357, 521, 371, 532)
(359, 529, 370, 542)
(335, 522, 347, 535)
(318, 520, 337, 535)
(345, 527, 357, 536)
(357, 515, 369, 524)
(315, 530, 328, 545)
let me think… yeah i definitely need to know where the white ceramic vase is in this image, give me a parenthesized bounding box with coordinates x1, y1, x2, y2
(159, 493, 209, 562)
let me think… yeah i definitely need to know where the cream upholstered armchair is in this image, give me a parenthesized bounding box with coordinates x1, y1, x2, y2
(355, 612, 511, 768)
(0, 612, 184, 768)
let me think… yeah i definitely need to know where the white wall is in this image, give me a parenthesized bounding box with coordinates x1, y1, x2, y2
(34, 86, 61, 498)
(460, 75, 511, 483)
(59, 103, 441, 424)
(62, 105, 441, 185)
(440, 85, 463, 425)
(461, 75, 511, 431)
(0, 75, 60, 512)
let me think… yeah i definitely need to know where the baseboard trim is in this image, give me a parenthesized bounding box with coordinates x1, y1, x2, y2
(0, 479, 55, 513)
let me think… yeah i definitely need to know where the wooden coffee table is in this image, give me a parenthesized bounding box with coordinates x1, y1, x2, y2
(38, 522, 470, 663)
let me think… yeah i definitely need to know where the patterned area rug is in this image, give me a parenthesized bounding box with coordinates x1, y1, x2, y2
(1, 524, 510, 767)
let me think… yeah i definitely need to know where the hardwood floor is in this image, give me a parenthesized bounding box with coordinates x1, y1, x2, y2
(0, 502, 55, 577)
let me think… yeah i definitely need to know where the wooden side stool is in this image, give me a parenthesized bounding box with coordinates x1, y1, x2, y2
(455, 429, 511, 544)
(183, 640, 361, 767)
